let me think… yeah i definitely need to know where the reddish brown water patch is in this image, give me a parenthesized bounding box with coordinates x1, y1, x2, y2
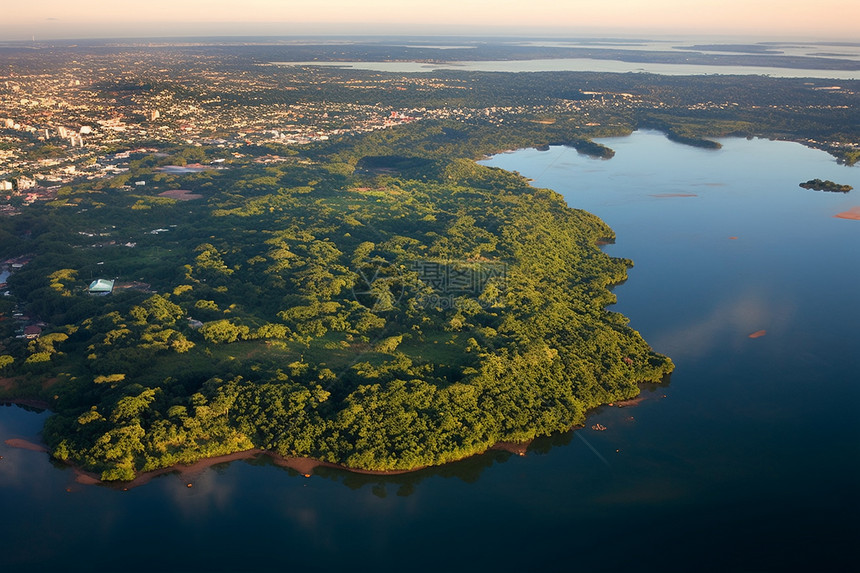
(4, 438, 48, 452)
(834, 206, 860, 220)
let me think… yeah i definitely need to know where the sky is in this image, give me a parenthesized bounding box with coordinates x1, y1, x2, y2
(1, 0, 858, 41)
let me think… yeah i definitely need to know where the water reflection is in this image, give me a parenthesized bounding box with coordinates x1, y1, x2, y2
(1, 398, 652, 499)
(165, 465, 240, 518)
(0, 404, 521, 498)
(0, 402, 51, 489)
(652, 289, 797, 359)
(312, 448, 513, 494)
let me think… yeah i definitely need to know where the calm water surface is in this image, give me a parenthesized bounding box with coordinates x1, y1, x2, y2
(274, 59, 860, 79)
(2, 132, 859, 572)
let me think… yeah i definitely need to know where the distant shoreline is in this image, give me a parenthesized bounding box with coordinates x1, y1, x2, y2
(271, 58, 860, 79)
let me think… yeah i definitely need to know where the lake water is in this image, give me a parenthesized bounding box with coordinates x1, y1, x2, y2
(273, 35, 860, 80)
(274, 59, 860, 80)
(2, 132, 859, 572)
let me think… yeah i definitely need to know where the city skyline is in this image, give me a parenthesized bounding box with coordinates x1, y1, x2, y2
(1, 0, 858, 41)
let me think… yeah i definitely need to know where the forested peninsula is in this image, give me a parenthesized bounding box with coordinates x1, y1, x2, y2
(3, 40, 860, 482)
(0, 126, 672, 481)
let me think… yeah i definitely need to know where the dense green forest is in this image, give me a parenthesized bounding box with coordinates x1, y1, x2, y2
(4, 49, 859, 480)
(0, 126, 672, 480)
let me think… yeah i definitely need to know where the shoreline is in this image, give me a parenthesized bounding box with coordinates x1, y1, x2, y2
(2, 408, 631, 488)
(3, 378, 666, 488)
(63, 442, 537, 489)
(1, 407, 536, 488)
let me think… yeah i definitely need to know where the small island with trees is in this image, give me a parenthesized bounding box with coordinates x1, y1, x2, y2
(799, 178, 853, 192)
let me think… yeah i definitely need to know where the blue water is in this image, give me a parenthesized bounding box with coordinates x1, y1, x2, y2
(2, 132, 859, 572)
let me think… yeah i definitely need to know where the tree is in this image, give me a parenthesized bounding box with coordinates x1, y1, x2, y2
(109, 388, 158, 423)
(94, 374, 126, 385)
(130, 294, 184, 326)
(199, 319, 249, 344)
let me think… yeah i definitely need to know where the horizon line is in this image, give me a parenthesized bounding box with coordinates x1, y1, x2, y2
(3, 31, 860, 45)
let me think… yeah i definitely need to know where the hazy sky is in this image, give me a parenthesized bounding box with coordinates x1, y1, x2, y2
(2, 0, 858, 41)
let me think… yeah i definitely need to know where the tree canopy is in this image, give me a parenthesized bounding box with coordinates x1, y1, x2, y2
(2, 111, 672, 482)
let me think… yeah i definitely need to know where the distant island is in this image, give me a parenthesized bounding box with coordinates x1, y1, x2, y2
(674, 44, 784, 55)
(799, 179, 853, 192)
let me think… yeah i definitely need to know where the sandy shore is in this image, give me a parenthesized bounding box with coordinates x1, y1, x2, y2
(490, 441, 532, 456)
(748, 329, 767, 338)
(61, 438, 544, 488)
(273, 455, 431, 477)
(68, 449, 441, 489)
(69, 449, 268, 487)
(609, 396, 647, 408)
(64, 449, 440, 489)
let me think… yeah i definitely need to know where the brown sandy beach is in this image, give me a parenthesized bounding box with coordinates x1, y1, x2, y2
(609, 396, 647, 408)
(490, 441, 531, 456)
(78, 449, 442, 489)
(8, 436, 536, 489)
